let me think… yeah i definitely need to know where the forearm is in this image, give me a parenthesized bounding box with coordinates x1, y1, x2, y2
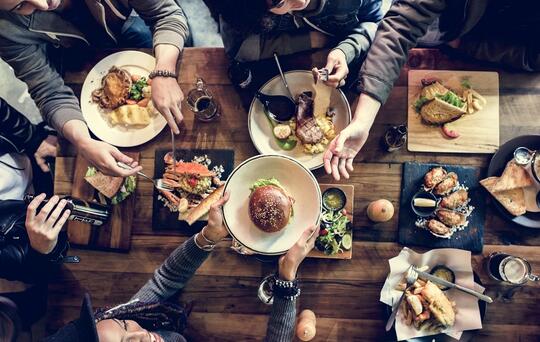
(61, 119, 92, 148)
(131, 236, 210, 302)
(351, 93, 381, 130)
(154, 44, 180, 73)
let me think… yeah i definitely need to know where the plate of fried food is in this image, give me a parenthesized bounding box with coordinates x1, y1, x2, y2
(381, 248, 486, 341)
(398, 162, 486, 253)
(222, 154, 322, 255)
(407, 70, 499, 154)
(248, 70, 351, 170)
(482, 135, 540, 228)
(81, 51, 167, 147)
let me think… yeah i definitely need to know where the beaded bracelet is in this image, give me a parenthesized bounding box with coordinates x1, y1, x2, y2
(272, 275, 301, 301)
(149, 69, 177, 79)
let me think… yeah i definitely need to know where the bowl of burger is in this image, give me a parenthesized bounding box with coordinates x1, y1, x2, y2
(223, 154, 321, 255)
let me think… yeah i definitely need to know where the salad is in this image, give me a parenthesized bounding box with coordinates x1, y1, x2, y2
(315, 209, 352, 255)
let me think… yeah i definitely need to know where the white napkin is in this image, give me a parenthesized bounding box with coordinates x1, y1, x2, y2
(380, 247, 484, 341)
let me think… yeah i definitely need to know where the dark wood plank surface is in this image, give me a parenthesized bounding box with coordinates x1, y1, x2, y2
(51, 48, 540, 341)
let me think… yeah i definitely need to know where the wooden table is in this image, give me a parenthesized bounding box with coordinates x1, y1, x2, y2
(51, 48, 540, 341)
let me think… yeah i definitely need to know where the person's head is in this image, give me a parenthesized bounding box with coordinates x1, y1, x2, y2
(204, 0, 311, 33)
(0, 297, 20, 342)
(0, 0, 62, 15)
(96, 319, 163, 342)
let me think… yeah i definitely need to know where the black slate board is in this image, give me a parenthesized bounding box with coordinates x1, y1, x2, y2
(152, 149, 235, 232)
(398, 162, 486, 253)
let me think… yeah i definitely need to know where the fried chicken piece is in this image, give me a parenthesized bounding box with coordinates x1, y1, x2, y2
(441, 189, 468, 209)
(434, 172, 458, 195)
(427, 219, 451, 235)
(424, 167, 447, 189)
(92, 66, 132, 109)
(436, 209, 466, 227)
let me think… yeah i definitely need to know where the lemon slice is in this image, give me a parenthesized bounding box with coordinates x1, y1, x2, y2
(413, 198, 437, 208)
(341, 233, 352, 250)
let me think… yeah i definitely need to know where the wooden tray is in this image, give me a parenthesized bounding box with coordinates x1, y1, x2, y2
(398, 162, 486, 253)
(308, 184, 354, 260)
(151, 149, 235, 232)
(407, 70, 499, 154)
(67, 152, 139, 252)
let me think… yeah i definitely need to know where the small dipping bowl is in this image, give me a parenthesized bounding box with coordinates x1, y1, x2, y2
(411, 191, 438, 217)
(322, 187, 347, 212)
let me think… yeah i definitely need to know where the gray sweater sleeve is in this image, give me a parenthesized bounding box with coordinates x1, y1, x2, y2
(131, 236, 210, 302)
(265, 296, 297, 342)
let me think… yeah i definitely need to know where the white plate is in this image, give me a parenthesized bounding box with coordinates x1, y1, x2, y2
(223, 154, 322, 255)
(80, 51, 167, 147)
(248, 70, 351, 170)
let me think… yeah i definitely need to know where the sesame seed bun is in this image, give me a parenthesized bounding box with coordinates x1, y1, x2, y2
(249, 185, 292, 233)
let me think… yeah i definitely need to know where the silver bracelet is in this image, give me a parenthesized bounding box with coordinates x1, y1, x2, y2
(194, 232, 215, 251)
(200, 226, 218, 245)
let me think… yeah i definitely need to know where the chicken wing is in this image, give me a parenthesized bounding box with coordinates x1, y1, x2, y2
(427, 219, 451, 235)
(434, 172, 458, 195)
(441, 189, 468, 209)
(424, 167, 447, 189)
(436, 209, 466, 227)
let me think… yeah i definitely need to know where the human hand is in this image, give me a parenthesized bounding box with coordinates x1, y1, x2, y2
(323, 123, 369, 181)
(201, 191, 230, 242)
(323, 49, 349, 88)
(278, 225, 319, 281)
(151, 77, 184, 135)
(77, 138, 141, 177)
(34, 135, 57, 172)
(25, 194, 70, 254)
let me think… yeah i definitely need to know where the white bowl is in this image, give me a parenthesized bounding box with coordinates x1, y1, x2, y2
(222, 154, 322, 255)
(248, 70, 351, 170)
(80, 51, 167, 147)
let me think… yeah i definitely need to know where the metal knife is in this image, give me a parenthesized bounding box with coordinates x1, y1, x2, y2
(413, 268, 493, 303)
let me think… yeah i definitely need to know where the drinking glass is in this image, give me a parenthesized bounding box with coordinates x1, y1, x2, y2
(486, 252, 540, 284)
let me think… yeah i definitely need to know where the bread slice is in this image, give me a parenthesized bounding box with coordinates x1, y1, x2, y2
(84, 172, 123, 198)
(421, 281, 455, 327)
(183, 185, 225, 225)
(481, 177, 526, 216)
(492, 161, 534, 192)
(420, 97, 466, 124)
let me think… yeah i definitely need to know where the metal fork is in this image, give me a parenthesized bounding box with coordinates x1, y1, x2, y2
(171, 128, 177, 179)
(385, 266, 418, 331)
(117, 162, 174, 192)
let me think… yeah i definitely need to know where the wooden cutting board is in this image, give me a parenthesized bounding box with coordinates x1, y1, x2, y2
(398, 162, 486, 253)
(67, 152, 139, 251)
(308, 184, 354, 260)
(407, 70, 499, 153)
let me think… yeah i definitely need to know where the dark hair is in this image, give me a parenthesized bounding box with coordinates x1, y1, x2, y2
(203, 0, 271, 33)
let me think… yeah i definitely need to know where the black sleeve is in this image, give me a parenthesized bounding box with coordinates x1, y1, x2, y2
(0, 97, 53, 156)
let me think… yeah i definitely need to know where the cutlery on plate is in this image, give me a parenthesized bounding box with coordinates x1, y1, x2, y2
(413, 267, 493, 303)
(171, 128, 177, 178)
(273, 53, 296, 101)
(117, 162, 174, 192)
(385, 266, 417, 331)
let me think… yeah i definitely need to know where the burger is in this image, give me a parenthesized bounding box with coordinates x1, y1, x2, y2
(249, 178, 294, 233)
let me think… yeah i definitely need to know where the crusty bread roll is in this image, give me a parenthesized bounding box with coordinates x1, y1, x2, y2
(249, 185, 292, 233)
(183, 185, 224, 225)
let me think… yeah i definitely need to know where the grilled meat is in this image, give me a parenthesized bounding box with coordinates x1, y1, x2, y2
(92, 66, 132, 109)
(295, 92, 323, 144)
(441, 189, 468, 209)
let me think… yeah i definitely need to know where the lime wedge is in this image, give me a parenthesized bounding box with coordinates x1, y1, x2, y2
(341, 233, 352, 250)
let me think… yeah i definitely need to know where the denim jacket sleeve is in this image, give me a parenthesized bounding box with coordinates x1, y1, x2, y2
(357, 0, 447, 104)
(335, 0, 384, 65)
(0, 35, 84, 135)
